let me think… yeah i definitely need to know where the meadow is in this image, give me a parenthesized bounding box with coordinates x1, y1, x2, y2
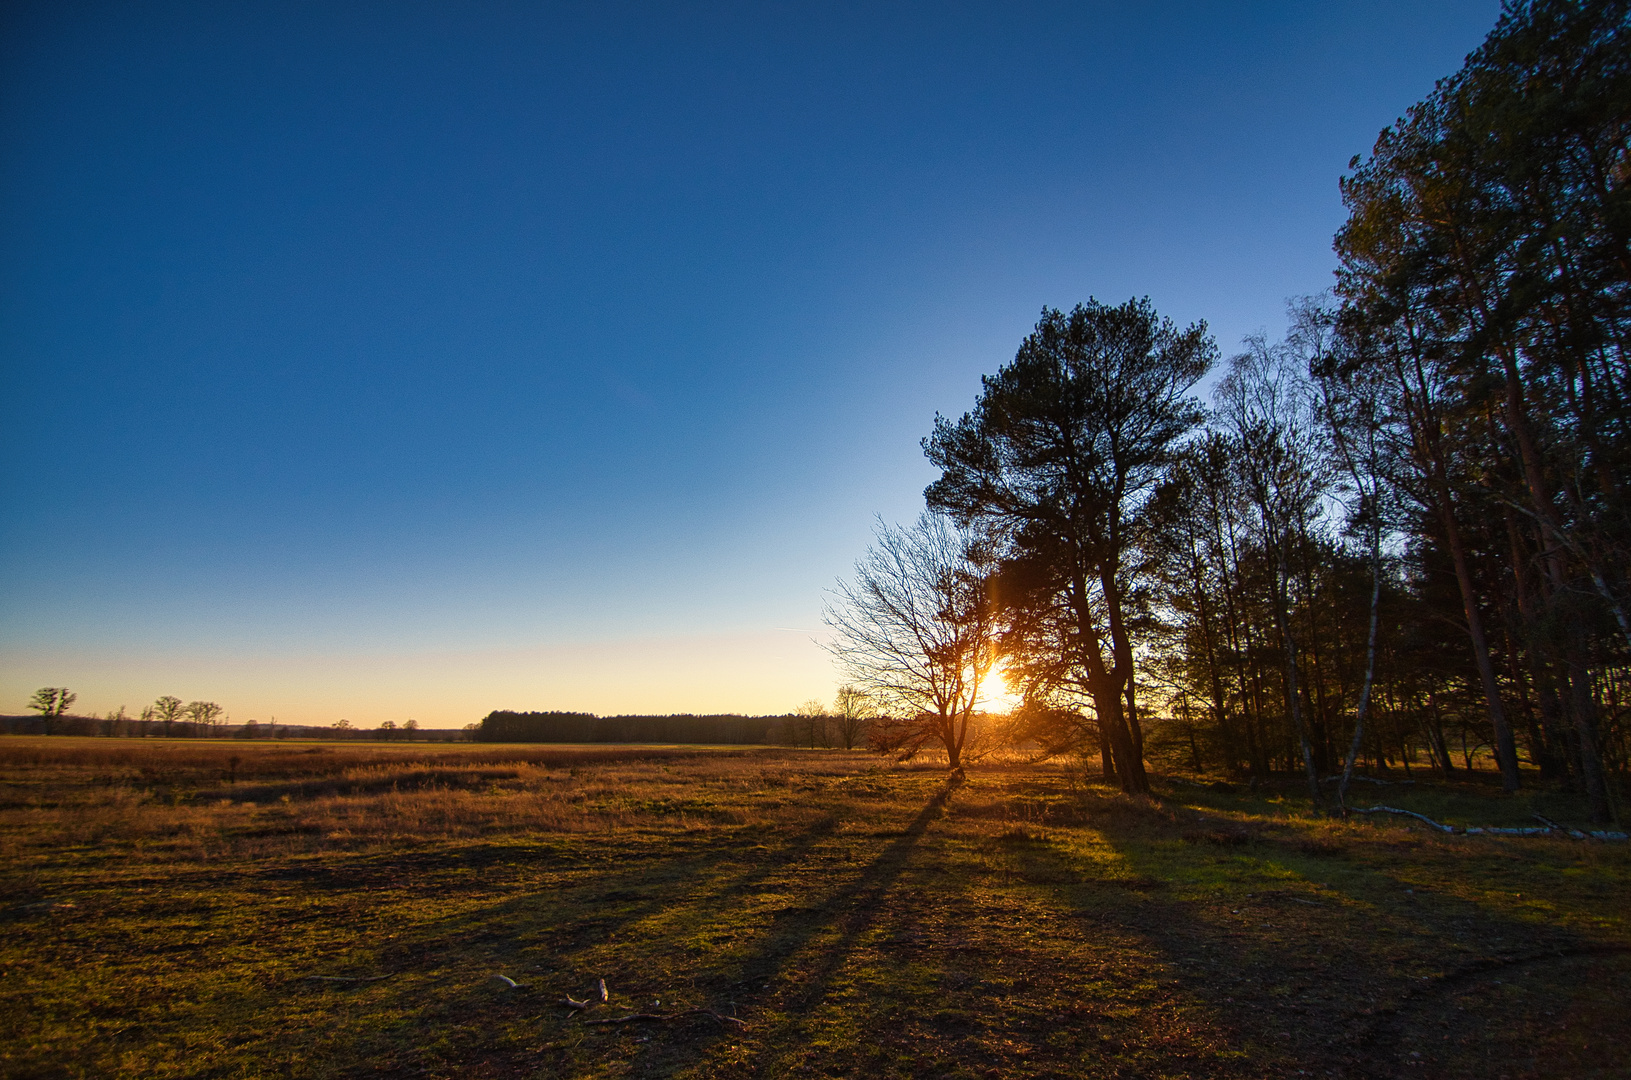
(2, 738, 1627, 1079)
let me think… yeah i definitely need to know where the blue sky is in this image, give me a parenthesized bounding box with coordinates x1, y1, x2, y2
(1, 1, 1501, 724)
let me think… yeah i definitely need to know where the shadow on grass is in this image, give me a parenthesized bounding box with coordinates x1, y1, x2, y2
(265, 786, 936, 1075)
(11, 757, 1627, 1080)
(731, 777, 957, 992)
(997, 798, 1623, 1079)
(244, 779, 1631, 1078)
(622, 777, 964, 1076)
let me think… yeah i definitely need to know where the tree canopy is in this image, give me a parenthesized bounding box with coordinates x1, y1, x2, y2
(923, 299, 1213, 792)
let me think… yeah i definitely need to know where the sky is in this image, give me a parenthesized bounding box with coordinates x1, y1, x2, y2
(0, 1, 1503, 726)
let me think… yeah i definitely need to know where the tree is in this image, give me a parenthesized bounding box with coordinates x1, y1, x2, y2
(1216, 333, 1334, 807)
(403, 718, 420, 739)
(792, 701, 828, 748)
(1333, 0, 1631, 809)
(1145, 433, 1263, 779)
(831, 685, 872, 750)
(378, 720, 398, 740)
(925, 299, 1214, 793)
(186, 701, 226, 736)
(824, 513, 1000, 771)
(102, 705, 131, 737)
(1301, 295, 1401, 812)
(153, 696, 184, 738)
(27, 687, 76, 734)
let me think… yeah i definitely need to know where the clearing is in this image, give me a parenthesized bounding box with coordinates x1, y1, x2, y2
(1, 739, 1626, 1078)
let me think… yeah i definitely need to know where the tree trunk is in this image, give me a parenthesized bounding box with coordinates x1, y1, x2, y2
(1075, 572, 1148, 795)
(1082, 652, 1146, 794)
(1502, 505, 1573, 783)
(1336, 521, 1383, 813)
(1272, 538, 1322, 808)
(1564, 642, 1611, 824)
(1429, 478, 1521, 791)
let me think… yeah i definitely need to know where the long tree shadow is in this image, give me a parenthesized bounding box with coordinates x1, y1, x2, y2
(260, 810, 862, 1079)
(596, 778, 962, 1076)
(325, 808, 851, 972)
(287, 774, 958, 1077)
(311, 772, 1626, 1078)
(1000, 802, 1625, 1078)
(732, 777, 957, 993)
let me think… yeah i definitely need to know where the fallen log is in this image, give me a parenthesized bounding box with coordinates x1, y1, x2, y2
(1532, 813, 1587, 839)
(1350, 805, 1454, 832)
(1351, 805, 1627, 840)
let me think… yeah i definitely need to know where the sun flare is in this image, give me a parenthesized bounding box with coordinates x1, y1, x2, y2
(980, 662, 1022, 713)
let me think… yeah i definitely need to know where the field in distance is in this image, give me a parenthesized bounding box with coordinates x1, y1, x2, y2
(2, 739, 1627, 1078)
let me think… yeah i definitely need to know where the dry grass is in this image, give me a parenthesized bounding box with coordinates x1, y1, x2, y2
(2, 738, 1627, 1079)
(0, 740, 860, 862)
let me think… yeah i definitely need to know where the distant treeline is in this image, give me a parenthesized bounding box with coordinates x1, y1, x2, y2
(0, 715, 472, 741)
(476, 710, 800, 744)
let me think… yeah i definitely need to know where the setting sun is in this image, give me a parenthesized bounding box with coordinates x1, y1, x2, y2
(980, 661, 1022, 713)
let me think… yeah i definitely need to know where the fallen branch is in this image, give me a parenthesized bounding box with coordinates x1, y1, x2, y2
(1321, 775, 1414, 786)
(304, 974, 393, 983)
(492, 975, 525, 989)
(581, 1009, 746, 1029)
(598, 977, 609, 1003)
(1350, 805, 1454, 832)
(1532, 813, 1587, 839)
(1351, 806, 1628, 841)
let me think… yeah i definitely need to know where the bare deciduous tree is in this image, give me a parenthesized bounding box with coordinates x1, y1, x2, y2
(792, 700, 829, 748)
(153, 696, 184, 738)
(28, 687, 76, 734)
(186, 700, 226, 737)
(831, 684, 872, 750)
(102, 705, 131, 737)
(1300, 295, 1398, 813)
(823, 513, 999, 772)
(1216, 333, 1333, 807)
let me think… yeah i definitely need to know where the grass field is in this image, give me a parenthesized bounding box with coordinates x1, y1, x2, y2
(2, 738, 1627, 1079)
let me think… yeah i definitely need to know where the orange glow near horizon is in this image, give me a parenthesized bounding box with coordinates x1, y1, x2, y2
(0, 629, 840, 728)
